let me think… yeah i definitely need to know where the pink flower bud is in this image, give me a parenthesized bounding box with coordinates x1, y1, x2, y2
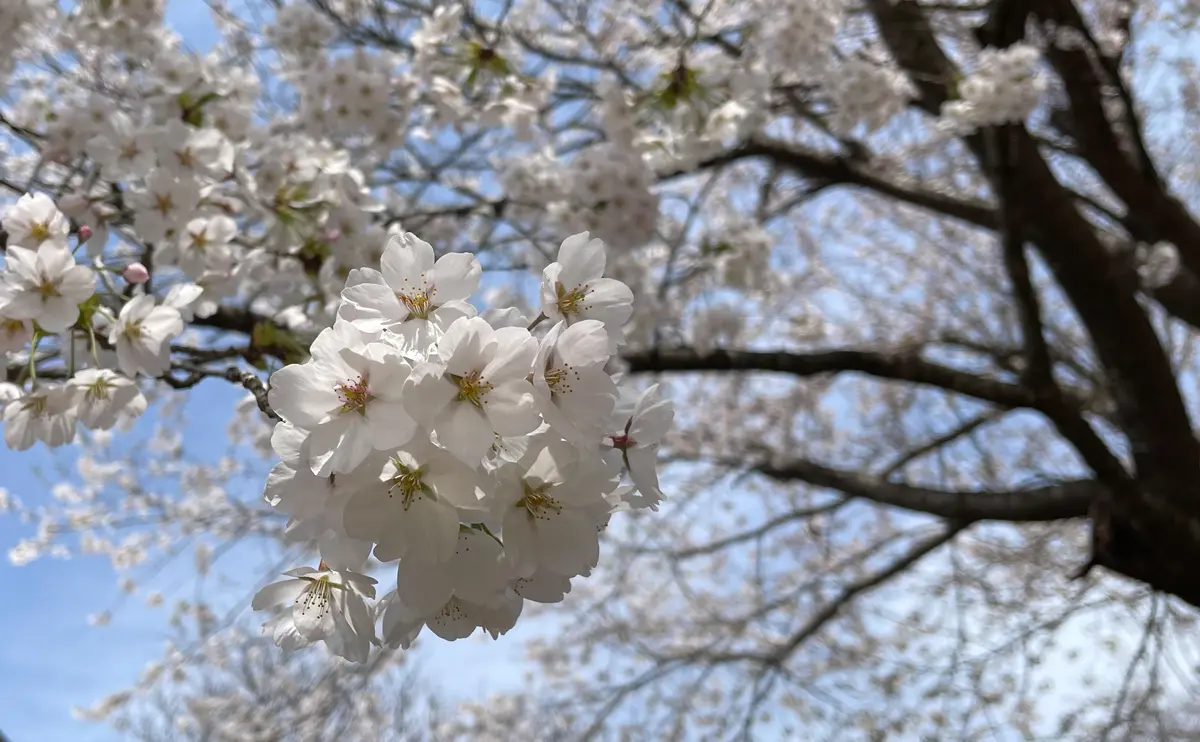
(323, 227, 342, 243)
(77, 224, 94, 243)
(123, 262, 150, 284)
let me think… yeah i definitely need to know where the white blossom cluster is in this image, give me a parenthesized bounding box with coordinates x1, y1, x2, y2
(940, 43, 1047, 133)
(265, 2, 336, 60)
(295, 48, 417, 142)
(564, 144, 660, 250)
(64, 0, 166, 55)
(0, 194, 171, 451)
(0, 0, 56, 87)
(252, 230, 673, 661)
(828, 58, 917, 136)
(757, 0, 844, 84)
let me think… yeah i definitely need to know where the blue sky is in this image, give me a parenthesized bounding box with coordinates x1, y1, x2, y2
(0, 383, 231, 742)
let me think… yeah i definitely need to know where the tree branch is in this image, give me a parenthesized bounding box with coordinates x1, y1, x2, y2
(667, 498, 851, 559)
(670, 138, 998, 232)
(752, 457, 1098, 522)
(622, 346, 1038, 408)
(763, 523, 966, 665)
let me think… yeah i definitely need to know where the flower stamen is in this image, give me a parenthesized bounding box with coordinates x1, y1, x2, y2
(452, 371, 493, 407)
(388, 463, 429, 510)
(336, 375, 372, 414)
(517, 484, 562, 521)
(555, 282, 590, 316)
(397, 290, 434, 320)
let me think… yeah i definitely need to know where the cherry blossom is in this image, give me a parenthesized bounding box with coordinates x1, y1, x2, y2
(532, 319, 618, 447)
(404, 316, 541, 465)
(251, 564, 378, 662)
(1, 240, 96, 333)
(3, 382, 77, 451)
(341, 437, 481, 564)
(267, 320, 418, 476)
(492, 438, 616, 578)
(3, 192, 68, 250)
(604, 383, 674, 511)
(339, 232, 481, 351)
(68, 369, 147, 430)
(108, 295, 185, 378)
(540, 233, 634, 349)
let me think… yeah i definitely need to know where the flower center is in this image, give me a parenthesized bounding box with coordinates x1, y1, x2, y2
(297, 574, 343, 618)
(517, 483, 562, 521)
(435, 597, 466, 625)
(154, 193, 174, 216)
(29, 223, 51, 243)
(544, 365, 578, 396)
(397, 290, 433, 320)
(609, 433, 636, 450)
(335, 375, 372, 414)
(22, 395, 48, 417)
(1, 318, 24, 336)
(453, 371, 493, 407)
(555, 282, 589, 317)
(36, 276, 60, 299)
(85, 377, 114, 401)
(388, 464, 430, 510)
(123, 321, 143, 341)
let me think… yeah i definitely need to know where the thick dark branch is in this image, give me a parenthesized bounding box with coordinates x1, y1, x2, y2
(868, 0, 1200, 608)
(991, 125, 1054, 386)
(1151, 272, 1200, 331)
(673, 138, 998, 231)
(865, 0, 959, 113)
(1034, 0, 1200, 281)
(623, 346, 1038, 408)
(874, 0, 1195, 492)
(754, 457, 1097, 521)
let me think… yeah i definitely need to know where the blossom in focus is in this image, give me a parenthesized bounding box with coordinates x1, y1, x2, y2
(3, 192, 69, 250)
(339, 232, 481, 352)
(404, 316, 541, 466)
(1, 241, 96, 333)
(268, 320, 418, 476)
(540, 233, 633, 350)
(604, 384, 674, 511)
(251, 564, 378, 662)
(3, 382, 78, 450)
(108, 295, 185, 378)
(69, 369, 147, 430)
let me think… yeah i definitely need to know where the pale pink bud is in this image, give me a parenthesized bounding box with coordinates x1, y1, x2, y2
(77, 224, 94, 243)
(123, 262, 150, 284)
(323, 227, 342, 243)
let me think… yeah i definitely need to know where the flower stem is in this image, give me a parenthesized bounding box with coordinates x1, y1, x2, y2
(27, 329, 41, 385)
(88, 322, 100, 367)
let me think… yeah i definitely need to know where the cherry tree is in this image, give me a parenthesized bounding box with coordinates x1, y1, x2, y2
(3, 0, 1200, 739)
